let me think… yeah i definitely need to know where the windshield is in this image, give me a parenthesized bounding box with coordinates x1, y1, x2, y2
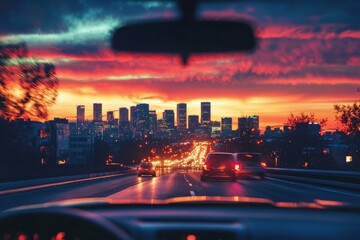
(140, 162, 153, 167)
(0, 0, 359, 212)
(206, 154, 235, 166)
(236, 154, 262, 163)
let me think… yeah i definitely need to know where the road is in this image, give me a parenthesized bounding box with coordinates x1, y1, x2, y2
(0, 168, 359, 212)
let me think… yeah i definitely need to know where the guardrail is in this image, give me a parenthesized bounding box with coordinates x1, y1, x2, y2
(266, 167, 360, 191)
(0, 168, 136, 193)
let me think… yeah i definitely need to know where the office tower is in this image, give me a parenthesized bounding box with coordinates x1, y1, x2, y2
(119, 107, 129, 123)
(188, 115, 199, 131)
(149, 110, 157, 133)
(221, 117, 232, 137)
(177, 103, 187, 130)
(93, 103, 102, 122)
(201, 102, 211, 124)
(136, 104, 150, 135)
(107, 111, 114, 123)
(163, 110, 175, 130)
(237, 116, 259, 132)
(130, 106, 137, 131)
(76, 105, 85, 131)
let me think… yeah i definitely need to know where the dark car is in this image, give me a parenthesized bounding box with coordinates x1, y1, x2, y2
(200, 152, 240, 181)
(138, 162, 156, 177)
(234, 152, 266, 179)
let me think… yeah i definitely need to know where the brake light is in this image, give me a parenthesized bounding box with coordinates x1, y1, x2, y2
(234, 164, 240, 171)
(203, 164, 209, 170)
(261, 162, 267, 168)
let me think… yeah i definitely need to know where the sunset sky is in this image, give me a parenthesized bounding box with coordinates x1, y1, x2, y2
(1, 0, 359, 131)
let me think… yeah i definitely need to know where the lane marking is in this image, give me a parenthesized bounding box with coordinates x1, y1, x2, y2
(267, 177, 360, 198)
(0, 172, 135, 196)
(189, 183, 193, 187)
(190, 190, 195, 196)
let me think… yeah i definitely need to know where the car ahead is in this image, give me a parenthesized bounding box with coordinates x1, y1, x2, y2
(138, 162, 156, 177)
(234, 153, 266, 179)
(201, 152, 240, 181)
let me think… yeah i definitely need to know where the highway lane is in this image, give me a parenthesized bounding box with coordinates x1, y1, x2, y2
(0, 169, 170, 212)
(109, 169, 360, 203)
(1, 169, 359, 212)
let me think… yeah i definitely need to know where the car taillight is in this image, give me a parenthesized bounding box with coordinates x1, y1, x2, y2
(234, 164, 240, 171)
(203, 164, 209, 170)
(261, 162, 267, 168)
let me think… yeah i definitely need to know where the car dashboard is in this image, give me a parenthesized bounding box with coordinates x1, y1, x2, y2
(0, 198, 359, 240)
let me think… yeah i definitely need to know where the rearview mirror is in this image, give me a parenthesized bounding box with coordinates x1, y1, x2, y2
(111, 20, 256, 65)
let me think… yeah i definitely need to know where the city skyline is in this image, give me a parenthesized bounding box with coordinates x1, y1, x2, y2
(69, 101, 336, 132)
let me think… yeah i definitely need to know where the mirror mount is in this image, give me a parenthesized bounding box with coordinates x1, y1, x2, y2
(178, 0, 198, 22)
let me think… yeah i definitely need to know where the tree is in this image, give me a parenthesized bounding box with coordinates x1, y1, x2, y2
(283, 112, 330, 168)
(334, 100, 360, 135)
(287, 112, 327, 129)
(0, 42, 58, 120)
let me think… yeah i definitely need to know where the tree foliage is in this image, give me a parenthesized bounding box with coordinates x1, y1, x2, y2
(0, 42, 58, 120)
(287, 112, 327, 129)
(334, 100, 360, 135)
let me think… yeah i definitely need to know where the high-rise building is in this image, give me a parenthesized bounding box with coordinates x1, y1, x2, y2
(119, 107, 129, 123)
(211, 121, 221, 138)
(163, 110, 175, 130)
(177, 103, 187, 130)
(136, 104, 150, 136)
(76, 105, 85, 132)
(107, 111, 114, 123)
(201, 102, 211, 124)
(149, 110, 157, 134)
(237, 116, 260, 141)
(221, 117, 232, 137)
(119, 108, 130, 139)
(93, 103, 102, 122)
(188, 115, 199, 131)
(77, 105, 85, 124)
(237, 116, 259, 132)
(130, 106, 137, 131)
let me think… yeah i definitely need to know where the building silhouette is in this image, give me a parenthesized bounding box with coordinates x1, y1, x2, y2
(163, 110, 175, 131)
(177, 103, 187, 130)
(221, 117, 232, 137)
(188, 115, 199, 132)
(93, 103, 102, 122)
(201, 102, 211, 125)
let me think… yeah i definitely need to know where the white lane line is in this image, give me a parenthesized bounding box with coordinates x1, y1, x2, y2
(190, 190, 195, 196)
(189, 183, 193, 187)
(267, 177, 360, 198)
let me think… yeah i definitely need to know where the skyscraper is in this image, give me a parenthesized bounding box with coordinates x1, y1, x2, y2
(107, 111, 114, 123)
(163, 110, 175, 130)
(130, 106, 137, 131)
(119, 107, 130, 139)
(93, 103, 102, 122)
(136, 104, 150, 136)
(201, 102, 211, 124)
(177, 103, 187, 130)
(188, 115, 199, 131)
(221, 117, 232, 137)
(76, 105, 85, 126)
(119, 107, 129, 123)
(237, 116, 259, 132)
(149, 110, 157, 134)
(237, 116, 260, 141)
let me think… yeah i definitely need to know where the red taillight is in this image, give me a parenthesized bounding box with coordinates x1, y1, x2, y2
(234, 164, 240, 171)
(203, 164, 209, 170)
(261, 162, 267, 168)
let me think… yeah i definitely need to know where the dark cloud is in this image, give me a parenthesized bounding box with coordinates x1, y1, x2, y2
(199, 0, 360, 25)
(0, 0, 176, 34)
